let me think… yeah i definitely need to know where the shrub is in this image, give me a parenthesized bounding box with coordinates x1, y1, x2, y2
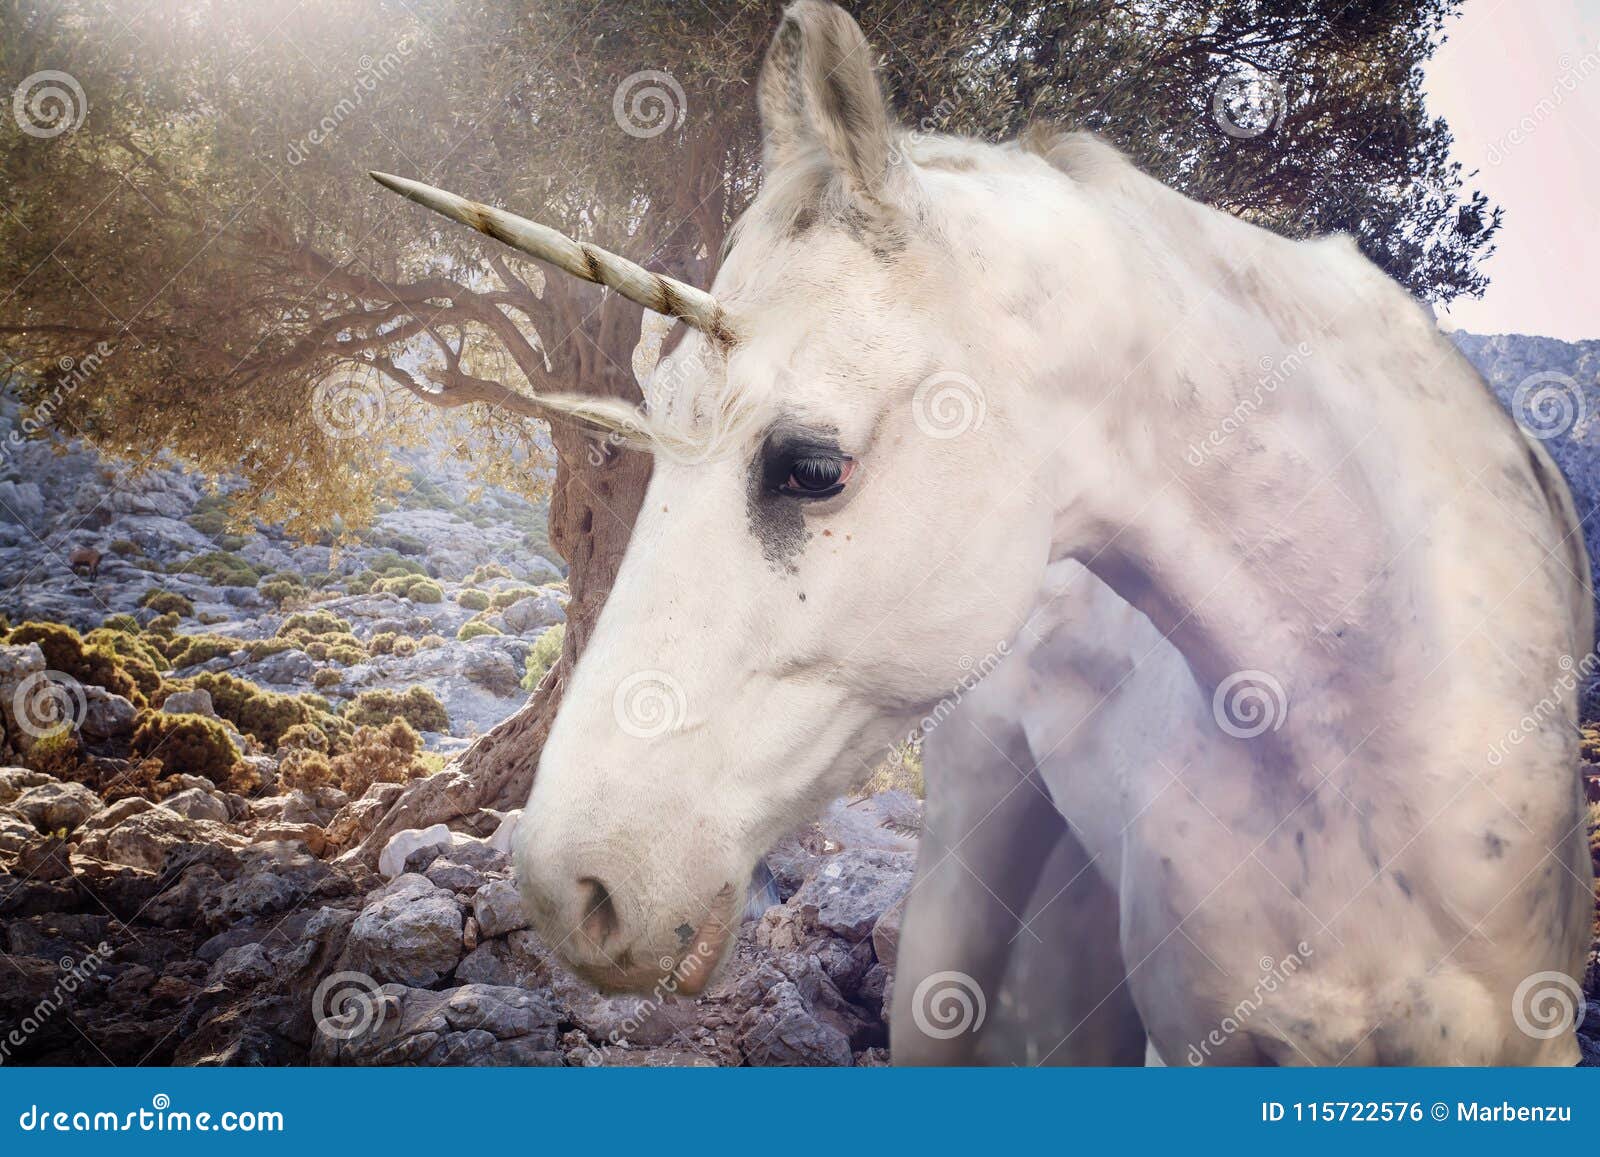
(521, 623, 564, 691)
(390, 636, 418, 658)
(101, 613, 140, 633)
(197, 612, 229, 625)
(83, 628, 165, 701)
(312, 668, 343, 689)
(330, 719, 427, 797)
(138, 589, 194, 617)
(278, 722, 330, 753)
(164, 633, 242, 670)
(489, 587, 539, 611)
(171, 550, 259, 587)
(366, 550, 426, 577)
(177, 671, 325, 749)
(7, 622, 142, 705)
(367, 631, 398, 656)
(278, 610, 351, 638)
(130, 711, 238, 780)
(467, 562, 512, 585)
(455, 589, 491, 611)
(109, 539, 140, 556)
(417, 634, 445, 650)
(344, 570, 378, 595)
(21, 726, 84, 780)
(258, 579, 300, 606)
(344, 685, 449, 733)
(146, 612, 180, 636)
(279, 747, 336, 792)
(457, 621, 501, 641)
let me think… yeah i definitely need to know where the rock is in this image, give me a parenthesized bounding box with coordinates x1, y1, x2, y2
(404, 836, 507, 876)
(453, 930, 552, 990)
(200, 841, 348, 931)
(871, 895, 907, 971)
(486, 808, 521, 854)
(15, 835, 74, 880)
(0, 767, 56, 806)
(80, 687, 138, 739)
(0, 810, 38, 857)
(471, 878, 530, 939)
(462, 649, 521, 696)
(11, 780, 103, 834)
(378, 823, 452, 879)
(76, 795, 154, 834)
(163, 787, 230, 824)
(160, 688, 216, 717)
(311, 982, 562, 1066)
(145, 863, 227, 928)
(0, 645, 47, 748)
(339, 874, 464, 987)
(251, 823, 327, 857)
(500, 593, 565, 635)
(77, 807, 241, 872)
(735, 977, 854, 1067)
(424, 858, 483, 894)
(325, 782, 406, 849)
(790, 848, 915, 942)
(208, 943, 275, 988)
(346, 769, 476, 869)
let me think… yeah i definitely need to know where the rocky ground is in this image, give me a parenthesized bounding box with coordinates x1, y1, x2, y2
(1, 376, 1597, 1067)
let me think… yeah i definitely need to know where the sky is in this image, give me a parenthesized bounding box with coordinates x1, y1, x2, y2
(1426, 0, 1600, 341)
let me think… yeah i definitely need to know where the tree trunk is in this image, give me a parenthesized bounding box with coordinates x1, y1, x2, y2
(348, 288, 653, 862)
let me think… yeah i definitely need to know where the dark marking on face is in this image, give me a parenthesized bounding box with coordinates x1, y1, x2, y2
(1294, 829, 1309, 885)
(674, 922, 695, 948)
(1392, 871, 1413, 899)
(745, 421, 844, 573)
(1483, 830, 1507, 859)
(798, 591, 806, 602)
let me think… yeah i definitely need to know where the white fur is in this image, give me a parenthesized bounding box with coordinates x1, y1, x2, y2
(516, 3, 1592, 1060)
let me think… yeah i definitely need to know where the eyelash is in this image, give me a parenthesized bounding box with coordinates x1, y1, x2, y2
(776, 455, 854, 499)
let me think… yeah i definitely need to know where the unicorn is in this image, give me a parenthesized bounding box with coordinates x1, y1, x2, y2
(373, 0, 1593, 1064)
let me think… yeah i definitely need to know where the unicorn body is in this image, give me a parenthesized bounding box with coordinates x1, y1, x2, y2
(376, 1, 1593, 1064)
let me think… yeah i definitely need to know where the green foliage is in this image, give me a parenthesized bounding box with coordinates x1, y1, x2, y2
(457, 621, 501, 641)
(164, 633, 242, 669)
(108, 539, 140, 556)
(466, 563, 513, 585)
(21, 726, 84, 780)
(366, 551, 426, 577)
(171, 671, 333, 749)
(82, 628, 166, 700)
(312, 667, 343, 689)
(7, 621, 142, 705)
(330, 718, 428, 797)
(258, 579, 300, 605)
(138, 589, 195, 617)
(171, 551, 260, 587)
(344, 685, 449, 733)
(489, 587, 538, 611)
(521, 623, 564, 691)
(101, 613, 140, 633)
(455, 588, 491, 611)
(130, 711, 238, 780)
(278, 610, 352, 637)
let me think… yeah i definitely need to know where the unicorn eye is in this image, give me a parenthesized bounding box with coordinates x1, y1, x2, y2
(780, 455, 854, 498)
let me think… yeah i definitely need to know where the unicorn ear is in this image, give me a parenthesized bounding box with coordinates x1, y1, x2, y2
(757, 1, 894, 196)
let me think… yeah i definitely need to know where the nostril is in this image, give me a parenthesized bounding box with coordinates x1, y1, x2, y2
(577, 876, 620, 946)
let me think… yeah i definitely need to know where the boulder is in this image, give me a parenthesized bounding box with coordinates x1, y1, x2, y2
(11, 780, 103, 834)
(163, 787, 230, 824)
(160, 688, 216, 717)
(378, 823, 452, 879)
(500, 593, 565, 635)
(77, 806, 241, 872)
(790, 848, 915, 942)
(471, 878, 530, 939)
(339, 874, 465, 987)
(0, 767, 56, 806)
(81, 687, 138, 739)
(311, 982, 562, 1066)
(207, 943, 275, 988)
